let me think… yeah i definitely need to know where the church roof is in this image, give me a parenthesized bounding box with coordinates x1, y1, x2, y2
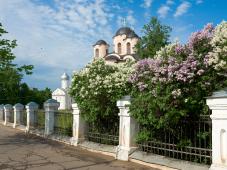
(105, 54, 121, 61)
(105, 53, 138, 62)
(93, 40, 108, 46)
(114, 27, 139, 38)
(61, 72, 69, 80)
(52, 88, 67, 95)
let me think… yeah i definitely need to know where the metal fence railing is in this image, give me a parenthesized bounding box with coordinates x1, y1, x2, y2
(2, 111, 5, 121)
(85, 118, 119, 146)
(54, 110, 73, 137)
(34, 110, 45, 130)
(20, 110, 27, 126)
(138, 115, 212, 165)
(8, 111, 14, 123)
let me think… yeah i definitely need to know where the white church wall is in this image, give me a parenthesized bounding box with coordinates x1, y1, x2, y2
(93, 44, 109, 58)
(52, 73, 72, 110)
(113, 35, 139, 55)
(52, 95, 66, 110)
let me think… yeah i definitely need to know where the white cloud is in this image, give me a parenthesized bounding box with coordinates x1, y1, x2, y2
(174, 1, 191, 17)
(112, 4, 121, 10)
(170, 23, 194, 43)
(126, 10, 136, 26)
(167, 0, 174, 5)
(141, 0, 153, 8)
(0, 0, 115, 89)
(157, 0, 174, 18)
(158, 5, 170, 18)
(196, 0, 203, 4)
(117, 10, 136, 28)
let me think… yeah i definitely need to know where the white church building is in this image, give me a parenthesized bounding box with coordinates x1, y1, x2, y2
(52, 73, 73, 110)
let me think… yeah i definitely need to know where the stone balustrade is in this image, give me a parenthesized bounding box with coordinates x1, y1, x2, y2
(207, 90, 227, 170)
(71, 103, 87, 146)
(13, 103, 24, 128)
(44, 99, 59, 136)
(1, 94, 227, 170)
(116, 95, 139, 161)
(0, 104, 4, 122)
(4, 104, 13, 125)
(26, 102, 38, 132)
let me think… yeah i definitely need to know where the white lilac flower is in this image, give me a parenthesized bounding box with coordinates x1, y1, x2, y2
(171, 89, 182, 99)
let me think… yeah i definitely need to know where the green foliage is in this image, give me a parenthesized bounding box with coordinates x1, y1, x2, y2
(197, 131, 210, 140)
(135, 17, 172, 59)
(129, 22, 227, 143)
(0, 23, 51, 106)
(0, 23, 33, 104)
(18, 83, 52, 107)
(36, 110, 45, 128)
(70, 58, 134, 124)
(176, 139, 192, 148)
(54, 112, 73, 136)
(136, 129, 151, 142)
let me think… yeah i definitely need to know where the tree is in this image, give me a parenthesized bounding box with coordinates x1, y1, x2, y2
(29, 87, 52, 107)
(136, 17, 172, 59)
(0, 23, 33, 104)
(18, 83, 52, 107)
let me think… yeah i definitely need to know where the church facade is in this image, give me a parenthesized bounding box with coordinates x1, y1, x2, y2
(52, 73, 73, 110)
(93, 27, 140, 63)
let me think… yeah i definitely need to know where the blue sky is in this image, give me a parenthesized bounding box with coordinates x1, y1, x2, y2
(0, 0, 226, 90)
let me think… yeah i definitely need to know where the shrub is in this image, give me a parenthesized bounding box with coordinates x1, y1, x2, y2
(129, 22, 227, 141)
(70, 58, 134, 125)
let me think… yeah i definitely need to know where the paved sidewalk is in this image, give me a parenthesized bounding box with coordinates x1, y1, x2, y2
(0, 125, 154, 170)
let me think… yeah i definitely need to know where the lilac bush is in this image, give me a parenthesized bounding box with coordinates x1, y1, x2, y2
(129, 22, 227, 141)
(70, 58, 134, 123)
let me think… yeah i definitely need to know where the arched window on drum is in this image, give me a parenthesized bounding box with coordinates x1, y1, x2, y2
(118, 43, 122, 54)
(127, 42, 131, 54)
(95, 49, 99, 58)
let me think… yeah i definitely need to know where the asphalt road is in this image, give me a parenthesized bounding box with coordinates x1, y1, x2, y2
(0, 125, 153, 170)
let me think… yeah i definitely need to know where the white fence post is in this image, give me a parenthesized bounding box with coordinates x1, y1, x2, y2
(13, 103, 24, 128)
(71, 103, 86, 146)
(44, 99, 59, 136)
(4, 104, 13, 126)
(116, 95, 139, 161)
(207, 90, 227, 170)
(0, 104, 4, 123)
(26, 102, 38, 132)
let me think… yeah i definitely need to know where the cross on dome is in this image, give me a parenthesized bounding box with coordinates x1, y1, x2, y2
(61, 72, 69, 80)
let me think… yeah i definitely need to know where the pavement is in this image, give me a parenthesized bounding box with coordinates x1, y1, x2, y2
(0, 124, 154, 170)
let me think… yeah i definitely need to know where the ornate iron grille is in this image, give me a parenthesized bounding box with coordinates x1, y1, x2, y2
(138, 115, 212, 165)
(54, 111, 73, 137)
(3, 111, 5, 121)
(85, 118, 119, 146)
(34, 110, 45, 130)
(20, 110, 27, 126)
(8, 111, 14, 123)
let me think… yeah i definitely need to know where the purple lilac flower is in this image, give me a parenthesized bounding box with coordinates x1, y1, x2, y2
(204, 55, 210, 67)
(137, 82, 148, 91)
(128, 73, 138, 83)
(188, 23, 214, 51)
(175, 44, 185, 54)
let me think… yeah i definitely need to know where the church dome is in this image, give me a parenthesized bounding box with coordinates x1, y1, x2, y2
(93, 40, 108, 46)
(61, 73, 69, 80)
(115, 27, 139, 38)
